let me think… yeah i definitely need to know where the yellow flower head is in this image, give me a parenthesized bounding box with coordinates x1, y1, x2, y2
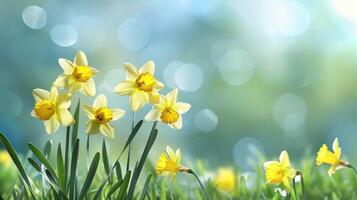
(214, 167, 237, 193)
(31, 87, 74, 134)
(145, 89, 191, 129)
(114, 61, 164, 111)
(156, 146, 182, 181)
(83, 94, 125, 139)
(0, 150, 12, 167)
(264, 151, 297, 191)
(53, 51, 99, 96)
(316, 138, 345, 176)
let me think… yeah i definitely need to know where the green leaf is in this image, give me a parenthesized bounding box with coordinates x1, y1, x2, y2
(102, 139, 110, 176)
(43, 140, 52, 158)
(27, 158, 41, 173)
(71, 99, 80, 147)
(106, 180, 124, 199)
(0, 133, 34, 192)
(28, 143, 59, 183)
(69, 139, 80, 199)
(57, 144, 66, 193)
(64, 125, 71, 192)
(79, 152, 100, 200)
(122, 120, 143, 155)
(140, 174, 152, 200)
(127, 122, 158, 200)
(115, 161, 122, 181)
(117, 171, 132, 200)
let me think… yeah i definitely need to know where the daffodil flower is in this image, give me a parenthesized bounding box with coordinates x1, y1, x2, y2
(316, 138, 347, 176)
(114, 61, 164, 111)
(31, 87, 74, 134)
(214, 167, 237, 193)
(264, 151, 297, 191)
(53, 51, 99, 96)
(156, 146, 187, 181)
(0, 150, 12, 167)
(82, 94, 125, 139)
(145, 89, 190, 129)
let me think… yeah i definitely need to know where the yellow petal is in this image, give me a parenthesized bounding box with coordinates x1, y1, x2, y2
(139, 60, 155, 75)
(100, 123, 115, 139)
(68, 82, 82, 94)
(283, 178, 291, 191)
(83, 105, 96, 120)
(53, 74, 68, 88)
(124, 63, 139, 80)
(263, 161, 280, 170)
(130, 91, 146, 111)
(58, 58, 74, 74)
(114, 81, 136, 95)
(166, 146, 176, 161)
(175, 149, 181, 164)
(33, 89, 50, 102)
(93, 94, 108, 108)
(174, 102, 191, 114)
(49, 87, 59, 102)
(279, 151, 291, 168)
(44, 117, 60, 134)
(170, 116, 182, 130)
(166, 89, 178, 107)
(80, 79, 96, 96)
(155, 80, 164, 89)
(332, 138, 341, 158)
(144, 108, 161, 121)
(74, 51, 88, 66)
(57, 109, 74, 126)
(111, 108, 125, 121)
(149, 89, 160, 104)
(86, 121, 100, 134)
(56, 94, 72, 109)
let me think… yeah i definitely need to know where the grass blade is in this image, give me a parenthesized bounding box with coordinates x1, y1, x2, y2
(71, 99, 80, 147)
(140, 174, 152, 200)
(106, 180, 124, 199)
(127, 122, 158, 200)
(117, 171, 132, 200)
(102, 139, 110, 176)
(57, 144, 66, 193)
(64, 125, 71, 192)
(123, 120, 143, 155)
(43, 140, 52, 158)
(116, 161, 122, 181)
(28, 143, 58, 183)
(69, 139, 80, 199)
(79, 152, 100, 200)
(28, 157, 41, 173)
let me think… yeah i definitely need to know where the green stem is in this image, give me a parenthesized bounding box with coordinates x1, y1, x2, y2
(187, 169, 211, 200)
(344, 163, 357, 176)
(293, 171, 306, 200)
(86, 135, 90, 171)
(126, 111, 135, 172)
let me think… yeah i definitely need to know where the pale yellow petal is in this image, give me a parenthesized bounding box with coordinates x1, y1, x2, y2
(31, 110, 37, 118)
(58, 58, 74, 74)
(149, 90, 160, 104)
(82, 105, 96, 120)
(130, 91, 146, 111)
(111, 108, 125, 121)
(166, 146, 176, 161)
(124, 63, 139, 80)
(139, 60, 155, 75)
(144, 108, 161, 121)
(332, 138, 341, 158)
(176, 149, 181, 164)
(49, 87, 59, 102)
(100, 123, 115, 139)
(56, 94, 72, 109)
(44, 117, 60, 134)
(80, 79, 96, 96)
(93, 94, 107, 108)
(57, 109, 74, 126)
(170, 116, 182, 130)
(68, 82, 81, 94)
(74, 51, 88, 66)
(174, 102, 191, 114)
(86, 121, 100, 135)
(155, 80, 164, 89)
(263, 161, 279, 169)
(33, 89, 50, 102)
(114, 81, 136, 96)
(53, 74, 68, 88)
(279, 151, 291, 168)
(166, 89, 178, 107)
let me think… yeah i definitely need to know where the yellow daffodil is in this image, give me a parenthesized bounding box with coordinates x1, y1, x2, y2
(31, 87, 74, 134)
(145, 89, 190, 129)
(83, 94, 125, 139)
(264, 151, 297, 191)
(53, 51, 99, 96)
(214, 167, 237, 193)
(156, 146, 187, 181)
(114, 61, 164, 111)
(316, 138, 347, 176)
(0, 150, 12, 167)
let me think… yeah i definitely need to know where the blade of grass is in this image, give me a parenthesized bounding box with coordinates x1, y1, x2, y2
(116, 161, 122, 181)
(140, 174, 152, 200)
(43, 140, 52, 158)
(68, 139, 79, 199)
(102, 139, 110, 177)
(57, 144, 66, 193)
(0, 133, 34, 196)
(64, 125, 71, 193)
(28, 143, 59, 183)
(120, 120, 143, 158)
(106, 180, 124, 199)
(71, 99, 80, 147)
(117, 171, 132, 200)
(79, 152, 100, 200)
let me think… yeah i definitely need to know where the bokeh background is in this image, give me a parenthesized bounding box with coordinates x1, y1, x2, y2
(1, 0, 357, 173)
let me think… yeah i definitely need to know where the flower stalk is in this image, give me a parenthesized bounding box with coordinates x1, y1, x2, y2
(292, 171, 306, 200)
(186, 169, 211, 200)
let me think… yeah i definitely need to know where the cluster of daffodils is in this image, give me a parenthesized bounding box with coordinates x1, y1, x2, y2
(31, 51, 191, 138)
(264, 137, 353, 196)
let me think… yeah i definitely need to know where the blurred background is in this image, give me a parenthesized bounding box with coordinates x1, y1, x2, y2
(1, 0, 357, 173)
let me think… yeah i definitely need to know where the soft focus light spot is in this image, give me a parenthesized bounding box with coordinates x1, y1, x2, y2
(331, 0, 357, 26)
(194, 109, 218, 132)
(273, 93, 307, 132)
(50, 24, 78, 47)
(241, 172, 258, 190)
(233, 137, 264, 171)
(100, 68, 125, 91)
(118, 18, 151, 50)
(219, 49, 255, 86)
(0, 91, 23, 121)
(163, 61, 183, 89)
(22, 5, 47, 29)
(174, 63, 204, 92)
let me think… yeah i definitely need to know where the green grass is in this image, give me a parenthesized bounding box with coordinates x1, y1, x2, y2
(0, 102, 357, 199)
